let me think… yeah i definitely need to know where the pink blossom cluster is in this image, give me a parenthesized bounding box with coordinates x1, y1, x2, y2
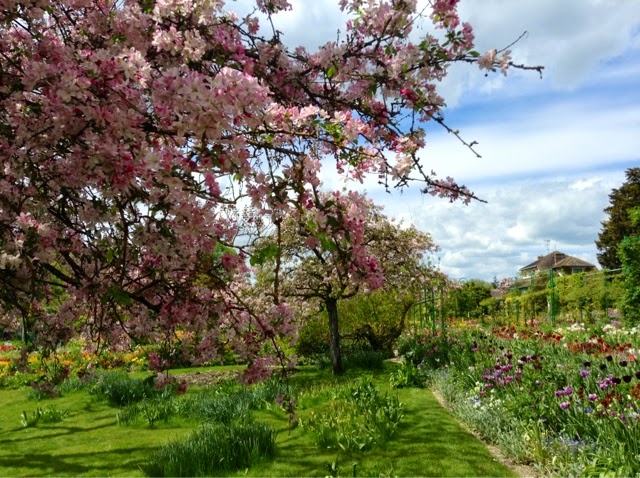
(0, 0, 529, 376)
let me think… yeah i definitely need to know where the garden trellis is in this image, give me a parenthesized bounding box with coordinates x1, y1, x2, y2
(503, 268, 624, 325)
(409, 283, 447, 333)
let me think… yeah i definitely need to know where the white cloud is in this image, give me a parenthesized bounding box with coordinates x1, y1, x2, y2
(370, 171, 627, 281)
(454, 0, 640, 86)
(419, 95, 640, 185)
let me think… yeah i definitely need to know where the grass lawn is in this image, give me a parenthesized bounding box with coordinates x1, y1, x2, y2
(0, 388, 196, 477)
(0, 365, 518, 477)
(236, 365, 517, 477)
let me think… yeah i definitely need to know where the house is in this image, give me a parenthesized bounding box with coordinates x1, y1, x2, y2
(519, 251, 597, 277)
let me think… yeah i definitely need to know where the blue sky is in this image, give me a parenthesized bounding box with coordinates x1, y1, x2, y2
(231, 0, 640, 281)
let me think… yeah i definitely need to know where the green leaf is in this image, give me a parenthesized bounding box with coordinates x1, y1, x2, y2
(327, 65, 337, 79)
(320, 237, 338, 252)
(139, 0, 156, 14)
(250, 243, 280, 266)
(103, 287, 133, 307)
(326, 215, 340, 228)
(468, 50, 481, 58)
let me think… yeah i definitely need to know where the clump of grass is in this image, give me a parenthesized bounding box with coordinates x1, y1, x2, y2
(116, 390, 177, 427)
(115, 376, 291, 427)
(21, 405, 69, 427)
(146, 421, 276, 477)
(177, 378, 289, 424)
(305, 375, 403, 452)
(89, 370, 157, 406)
(389, 359, 431, 388)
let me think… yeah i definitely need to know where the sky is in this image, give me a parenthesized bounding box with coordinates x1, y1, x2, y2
(231, 0, 640, 282)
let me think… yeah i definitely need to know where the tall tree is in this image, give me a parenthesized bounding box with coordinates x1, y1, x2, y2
(596, 168, 640, 269)
(618, 206, 640, 324)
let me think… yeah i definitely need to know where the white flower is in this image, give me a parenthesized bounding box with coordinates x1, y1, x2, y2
(477, 49, 497, 71)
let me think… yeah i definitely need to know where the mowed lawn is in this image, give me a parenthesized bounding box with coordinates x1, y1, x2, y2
(0, 366, 518, 477)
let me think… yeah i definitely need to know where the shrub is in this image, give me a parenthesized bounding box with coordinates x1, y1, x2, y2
(296, 319, 330, 358)
(343, 350, 390, 370)
(338, 289, 412, 354)
(27, 381, 60, 400)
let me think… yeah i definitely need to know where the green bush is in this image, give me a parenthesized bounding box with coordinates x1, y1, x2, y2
(339, 289, 412, 354)
(296, 289, 412, 360)
(343, 350, 390, 370)
(296, 319, 330, 358)
(146, 420, 276, 477)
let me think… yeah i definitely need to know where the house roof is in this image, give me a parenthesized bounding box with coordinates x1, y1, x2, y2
(519, 251, 595, 273)
(554, 256, 595, 269)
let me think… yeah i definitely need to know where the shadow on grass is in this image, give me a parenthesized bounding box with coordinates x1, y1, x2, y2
(0, 446, 155, 477)
(1, 422, 114, 442)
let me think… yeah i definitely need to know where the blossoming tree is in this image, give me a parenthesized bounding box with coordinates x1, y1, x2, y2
(253, 194, 436, 374)
(0, 0, 539, 374)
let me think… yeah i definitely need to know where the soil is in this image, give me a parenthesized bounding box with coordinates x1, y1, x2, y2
(177, 369, 241, 387)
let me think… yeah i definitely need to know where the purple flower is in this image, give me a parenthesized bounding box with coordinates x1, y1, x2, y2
(588, 393, 598, 402)
(563, 386, 573, 395)
(559, 401, 571, 410)
(579, 369, 590, 378)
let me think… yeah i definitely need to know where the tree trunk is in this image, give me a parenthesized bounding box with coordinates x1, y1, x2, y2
(325, 297, 343, 375)
(21, 313, 28, 346)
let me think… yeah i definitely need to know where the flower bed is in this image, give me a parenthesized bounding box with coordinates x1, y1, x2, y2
(402, 319, 640, 476)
